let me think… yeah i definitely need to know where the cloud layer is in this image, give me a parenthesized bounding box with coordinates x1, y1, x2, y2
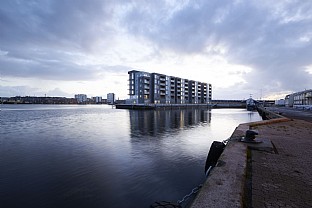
(1, 0, 312, 99)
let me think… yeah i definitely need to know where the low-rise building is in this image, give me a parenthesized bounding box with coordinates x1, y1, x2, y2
(285, 89, 312, 109)
(275, 99, 285, 106)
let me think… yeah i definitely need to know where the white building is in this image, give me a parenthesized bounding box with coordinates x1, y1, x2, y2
(75, 94, 87, 104)
(94, 96, 102, 104)
(275, 99, 285, 106)
(107, 93, 115, 104)
(285, 89, 312, 109)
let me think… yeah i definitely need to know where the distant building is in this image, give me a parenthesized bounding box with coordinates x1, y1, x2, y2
(75, 94, 87, 104)
(127, 70, 212, 104)
(93, 96, 102, 104)
(107, 93, 115, 104)
(285, 89, 312, 108)
(285, 94, 294, 107)
(275, 99, 285, 106)
(1, 96, 77, 104)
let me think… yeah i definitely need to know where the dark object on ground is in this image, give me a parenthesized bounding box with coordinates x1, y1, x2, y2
(245, 130, 258, 141)
(205, 141, 226, 174)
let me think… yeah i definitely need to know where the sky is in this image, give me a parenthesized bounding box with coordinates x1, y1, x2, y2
(1, 0, 312, 100)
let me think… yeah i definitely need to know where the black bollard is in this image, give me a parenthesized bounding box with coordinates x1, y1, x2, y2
(245, 130, 258, 141)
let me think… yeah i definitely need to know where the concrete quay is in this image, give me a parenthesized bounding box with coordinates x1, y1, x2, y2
(262, 106, 312, 122)
(191, 107, 312, 208)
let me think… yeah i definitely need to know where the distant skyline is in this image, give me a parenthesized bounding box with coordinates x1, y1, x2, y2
(1, 0, 312, 100)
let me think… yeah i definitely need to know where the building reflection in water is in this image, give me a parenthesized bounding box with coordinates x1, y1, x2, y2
(129, 108, 211, 138)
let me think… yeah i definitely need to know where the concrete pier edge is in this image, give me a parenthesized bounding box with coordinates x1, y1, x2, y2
(190, 109, 292, 208)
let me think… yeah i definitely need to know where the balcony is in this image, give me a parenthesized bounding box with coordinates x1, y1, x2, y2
(305, 93, 312, 98)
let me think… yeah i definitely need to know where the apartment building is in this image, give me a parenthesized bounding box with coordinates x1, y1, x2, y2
(128, 70, 212, 104)
(93, 96, 102, 104)
(75, 94, 87, 104)
(107, 93, 115, 105)
(285, 89, 312, 107)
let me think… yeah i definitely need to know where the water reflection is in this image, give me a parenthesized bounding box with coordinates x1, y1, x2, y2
(129, 108, 211, 138)
(0, 106, 262, 208)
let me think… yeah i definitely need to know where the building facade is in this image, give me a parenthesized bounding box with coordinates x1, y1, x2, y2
(75, 94, 87, 104)
(285, 89, 312, 108)
(107, 93, 115, 104)
(127, 70, 212, 104)
(93, 96, 102, 104)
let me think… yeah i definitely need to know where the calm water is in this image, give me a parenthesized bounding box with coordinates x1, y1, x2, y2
(0, 105, 262, 208)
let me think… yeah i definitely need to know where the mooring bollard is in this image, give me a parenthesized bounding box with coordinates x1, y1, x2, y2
(245, 130, 258, 141)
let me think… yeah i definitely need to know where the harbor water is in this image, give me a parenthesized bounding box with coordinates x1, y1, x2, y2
(0, 105, 262, 208)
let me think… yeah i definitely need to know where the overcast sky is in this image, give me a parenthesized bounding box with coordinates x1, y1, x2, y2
(1, 0, 312, 100)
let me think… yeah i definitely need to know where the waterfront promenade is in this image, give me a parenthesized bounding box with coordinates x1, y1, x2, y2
(191, 107, 312, 208)
(264, 106, 312, 122)
(251, 108, 312, 208)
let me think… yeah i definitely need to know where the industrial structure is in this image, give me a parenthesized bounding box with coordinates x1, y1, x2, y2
(127, 70, 212, 105)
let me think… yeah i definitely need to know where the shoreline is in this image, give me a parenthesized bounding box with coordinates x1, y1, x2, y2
(191, 107, 312, 207)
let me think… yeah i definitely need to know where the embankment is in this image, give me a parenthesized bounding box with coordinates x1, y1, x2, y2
(191, 109, 300, 208)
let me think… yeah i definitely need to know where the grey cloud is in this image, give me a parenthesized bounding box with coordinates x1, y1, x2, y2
(0, 52, 98, 81)
(1, 0, 312, 98)
(0, 0, 123, 82)
(0, 85, 41, 97)
(0, 85, 72, 97)
(0, 46, 131, 81)
(121, 0, 312, 95)
(0, 0, 115, 51)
